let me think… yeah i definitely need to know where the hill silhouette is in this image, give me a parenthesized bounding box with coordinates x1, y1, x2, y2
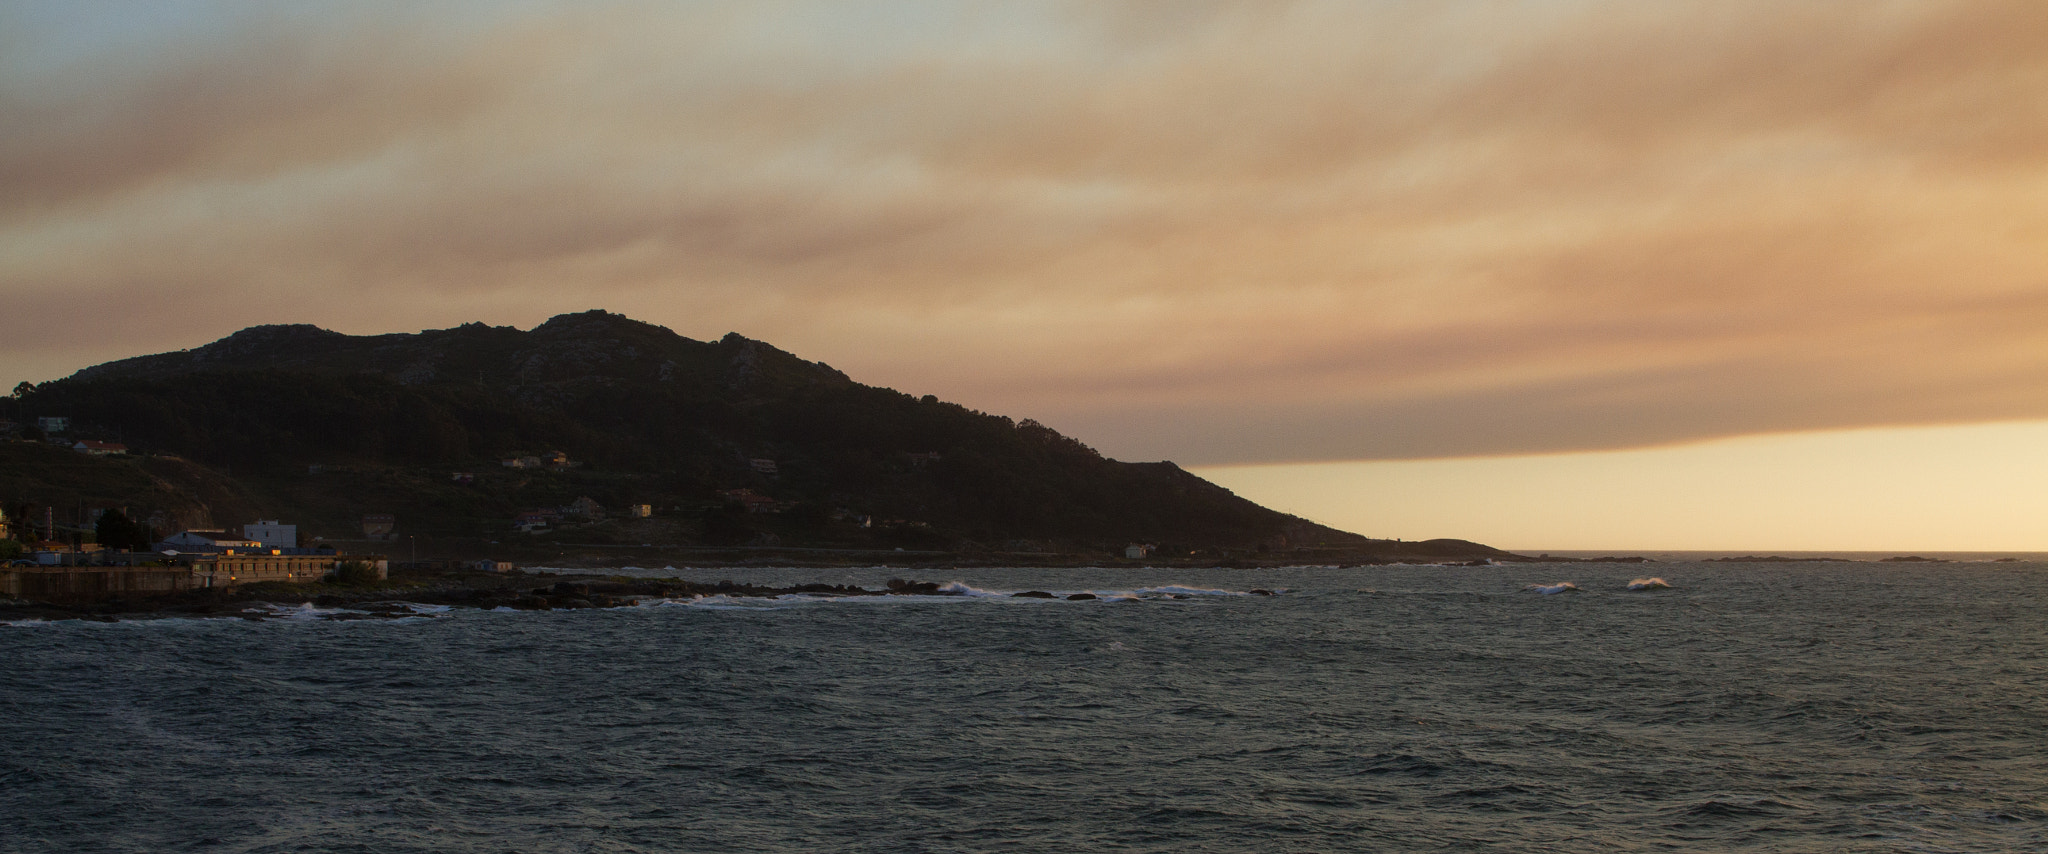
(6, 311, 1507, 561)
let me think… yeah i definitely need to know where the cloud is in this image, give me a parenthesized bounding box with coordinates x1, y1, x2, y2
(3, 1, 2046, 463)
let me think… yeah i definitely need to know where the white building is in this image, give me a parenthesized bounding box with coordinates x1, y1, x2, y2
(244, 520, 298, 549)
(157, 530, 263, 553)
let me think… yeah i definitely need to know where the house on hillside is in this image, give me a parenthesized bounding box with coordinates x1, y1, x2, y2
(749, 458, 779, 475)
(566, 496, 604, 520)
(361, 514, 396, 541)
(1124, 543, 1154, 559)
(514, 510, 560, 533)
(720, 488, 780, 514)
(629, 504, 653, 518)
(72, 440, 127, 456)
(36, 416, 67, 434)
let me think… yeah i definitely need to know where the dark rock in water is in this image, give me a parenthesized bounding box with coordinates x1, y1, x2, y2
(514, 596, 553, 610)
(558, 598, 595, 609)
(1066, 593, 1097, 601)
(1248, 589, 1275, 596)
(1013, 591, 1056, 599)
(885, 579, 942, 595)
(554, 580, 628, 597)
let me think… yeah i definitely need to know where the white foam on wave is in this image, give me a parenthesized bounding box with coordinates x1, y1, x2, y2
(1522, 582, 1579, 595)
(1136, 585, 1248, 597)
(1626, 577, 1673, 590)
(360, 602, 453, 615)
(245, 602, 367, 620)
(546, 581, 1289, 611)
(644, 594, 799, 611)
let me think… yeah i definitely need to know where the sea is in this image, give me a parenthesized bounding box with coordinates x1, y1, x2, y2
(3, 559, 2044, 853)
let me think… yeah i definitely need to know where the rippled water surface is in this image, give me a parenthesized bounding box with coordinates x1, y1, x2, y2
(4, 562, 2046, 853)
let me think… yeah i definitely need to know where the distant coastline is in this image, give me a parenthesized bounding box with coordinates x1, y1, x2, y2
(1527, 549, 2048, 563)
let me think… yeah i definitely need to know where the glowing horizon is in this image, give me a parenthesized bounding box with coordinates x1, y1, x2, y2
(1196, 418, 2048, 552)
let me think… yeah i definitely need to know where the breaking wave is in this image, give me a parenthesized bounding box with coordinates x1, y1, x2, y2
(1522, 582, 1580, 595)
(1626, 577, 1673, 590)
(625, 582, 1271, 610)
(936, 581, 1006, 597)
(244, 602, 367, 620)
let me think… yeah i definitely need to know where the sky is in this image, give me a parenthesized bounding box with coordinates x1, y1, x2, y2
(3, 1, 2045, 550)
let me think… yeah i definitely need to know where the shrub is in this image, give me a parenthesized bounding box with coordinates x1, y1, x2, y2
(331, 561, 380, 586)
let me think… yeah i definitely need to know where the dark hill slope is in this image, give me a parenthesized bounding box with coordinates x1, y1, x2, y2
(0, 442, 263, 536)
(13, 311, 1489, 556)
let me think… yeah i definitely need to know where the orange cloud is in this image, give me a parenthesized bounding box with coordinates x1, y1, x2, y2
(3, 1, 2046, 464)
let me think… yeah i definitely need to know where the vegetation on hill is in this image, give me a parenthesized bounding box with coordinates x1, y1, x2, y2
(2, 311, 1505, 560)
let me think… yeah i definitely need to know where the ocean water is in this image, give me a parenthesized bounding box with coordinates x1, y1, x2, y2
(3, 561, 2045, 853)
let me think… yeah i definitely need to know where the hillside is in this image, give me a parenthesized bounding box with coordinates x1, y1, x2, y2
(3, 312, 1507, 561)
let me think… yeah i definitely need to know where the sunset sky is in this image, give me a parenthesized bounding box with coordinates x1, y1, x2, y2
(4, 1, 2045, 550)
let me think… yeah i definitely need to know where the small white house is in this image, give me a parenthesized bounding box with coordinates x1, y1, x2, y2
(244, 520, 298, 549)
(1124, 544, 1155, 559)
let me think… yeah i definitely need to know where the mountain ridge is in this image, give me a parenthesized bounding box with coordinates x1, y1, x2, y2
(9, 311, 1508, 561)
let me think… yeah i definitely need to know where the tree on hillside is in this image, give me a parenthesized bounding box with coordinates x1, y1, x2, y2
(94, 508, 154, 551)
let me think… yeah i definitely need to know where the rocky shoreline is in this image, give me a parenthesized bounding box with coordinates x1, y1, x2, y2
(0, 568, 1279, 623)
